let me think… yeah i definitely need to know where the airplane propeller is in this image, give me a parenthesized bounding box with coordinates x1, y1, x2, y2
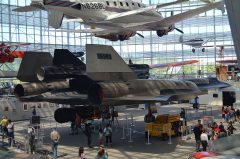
(170, 11, 184, 34)
(174, 28, 184, 34)
(136, 33, 144, 38)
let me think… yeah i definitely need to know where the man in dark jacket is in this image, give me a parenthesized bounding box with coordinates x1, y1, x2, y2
(193, 122, 202, 151)
(84, 122, 92, 148)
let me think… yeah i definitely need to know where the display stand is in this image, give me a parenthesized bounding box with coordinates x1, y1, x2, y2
(128, 127, 133, 143)
(168, 129, 172, 145)
(120, 126, 125, 140)
(146, 130, 151, 145)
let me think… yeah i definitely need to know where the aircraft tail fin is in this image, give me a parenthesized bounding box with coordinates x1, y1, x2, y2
(17, 52, 53, 82)
(86, 44, 137, 81)
(200, 0, 225, 13)
(48, 10, 64, 29)
(53, 49, 85, 68)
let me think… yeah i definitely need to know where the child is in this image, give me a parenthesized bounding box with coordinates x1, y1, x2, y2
(79, 147, 86, 159)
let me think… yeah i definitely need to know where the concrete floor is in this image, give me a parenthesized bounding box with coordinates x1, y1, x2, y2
(1, 104, 236, 159)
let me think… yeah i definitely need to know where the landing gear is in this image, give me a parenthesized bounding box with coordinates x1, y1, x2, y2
(192, 48, 205, 53)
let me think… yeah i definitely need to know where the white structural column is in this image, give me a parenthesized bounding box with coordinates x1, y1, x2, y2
(225, 0, 240, 67)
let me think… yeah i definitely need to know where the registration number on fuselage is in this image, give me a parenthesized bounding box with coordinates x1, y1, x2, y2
(80, 3, 105, 10)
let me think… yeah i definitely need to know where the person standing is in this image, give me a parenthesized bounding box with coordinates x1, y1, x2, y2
(50, 128, 60, 159)
(193, 121, 202, 151)
(78, 147, 86, 159)
(7, 119, 14, 146)
(96, 149, 107, 159)
(84, 122, 92, 148)
(193, 96, 199, 109)
(32, 107, 36, 116)
(221, 106, 226, 121)
(96, 145, 108, 159)
(75, 113, 81, 135)
(200, 129, 208, 151)
(227, 121, 236, 135)
(28, 127, 35, 154)
(1, 116, 8, 137)
(180, 108, 186, 120)
(104, 124, 112, 147)
(98, 125, 104, 146)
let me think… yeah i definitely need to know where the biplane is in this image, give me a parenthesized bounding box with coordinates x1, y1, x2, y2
(0, 42, 30, 63)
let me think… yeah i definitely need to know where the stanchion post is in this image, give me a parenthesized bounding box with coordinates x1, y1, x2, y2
(126, 114, 129, 136)
(120, 126, 125, 140)
(146, 129, 151, 145)
(10, 137, 13, 148)
(128, 127, 133, 142)
(168, 128, 172, 145)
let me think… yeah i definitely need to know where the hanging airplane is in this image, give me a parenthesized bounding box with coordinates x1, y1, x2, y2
(14, 44, 230, 123)
(0, 42, 30, 63)
(13, 0, 225, 41)
(128, 59, 198, 79)
(179, 35, 230, 53)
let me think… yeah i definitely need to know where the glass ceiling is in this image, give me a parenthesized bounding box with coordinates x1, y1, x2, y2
(0, 0, 236, 77)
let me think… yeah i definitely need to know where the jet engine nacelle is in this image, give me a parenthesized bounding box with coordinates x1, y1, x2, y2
(54, 107, 101, 123)
(37, 65, 86, 81)
(156, 25, 174, 37)
(14, 81, 68, 97)
(95, 31, 136, 41)
(88, 82, 130, 105)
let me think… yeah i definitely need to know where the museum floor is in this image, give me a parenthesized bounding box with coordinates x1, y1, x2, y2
(1, 104, 239, 159)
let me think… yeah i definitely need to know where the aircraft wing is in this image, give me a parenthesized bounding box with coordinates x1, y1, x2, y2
(149, 60, 198, 69)
(0, 71, 17, 78)
(104, 0, 188, 22)
(105, 89, 201, 103)
(122, 1, 224, 31)
(0, 43, 30, 49)
(12, 6, 42, 12)
(19, 93, 89, 105)
(57, 28, 107, 34)
(106, 95, 172, 103)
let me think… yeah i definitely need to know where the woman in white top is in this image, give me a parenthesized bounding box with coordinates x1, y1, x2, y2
(200, 129, 208, 151)
(7, 119, 14, 146)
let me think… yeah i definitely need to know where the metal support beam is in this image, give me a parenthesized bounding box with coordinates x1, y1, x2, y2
(225, 0, 240, 67)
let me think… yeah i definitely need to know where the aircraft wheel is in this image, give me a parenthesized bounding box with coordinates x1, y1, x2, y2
(202, 48, 205, 52)
(192, 48, 195, 53)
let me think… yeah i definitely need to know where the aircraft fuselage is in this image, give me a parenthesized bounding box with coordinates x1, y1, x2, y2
(44, 0, 164, 29)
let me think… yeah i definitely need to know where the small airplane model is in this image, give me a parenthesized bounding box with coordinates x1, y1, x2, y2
(13, 0, 224, 41)
(0, 42, 30, 63)
(14, 44, 230, 123)
(179, 35, 229, 53)
(128, 59, 198, 79)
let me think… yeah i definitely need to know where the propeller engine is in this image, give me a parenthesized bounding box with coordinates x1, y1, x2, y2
(156, 24, 184, 37)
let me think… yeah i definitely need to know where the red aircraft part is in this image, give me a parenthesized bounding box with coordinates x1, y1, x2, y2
(149, 60, 198, 69)
(0, 51, 25, 63)
(191, 151, 218, 158)
(10, 51, 25, 58)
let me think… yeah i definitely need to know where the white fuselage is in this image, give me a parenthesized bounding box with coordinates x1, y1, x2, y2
(44, 0, 164, 30)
